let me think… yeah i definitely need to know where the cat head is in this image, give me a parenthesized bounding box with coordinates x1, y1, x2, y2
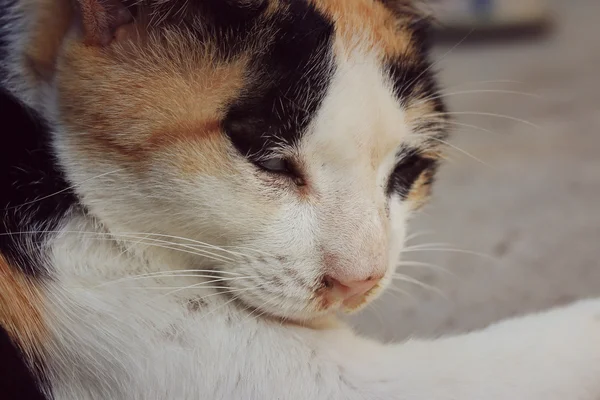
(5, 0, 447, 321)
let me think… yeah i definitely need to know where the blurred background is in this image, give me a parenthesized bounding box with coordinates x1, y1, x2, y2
(352, 0, 600, 340)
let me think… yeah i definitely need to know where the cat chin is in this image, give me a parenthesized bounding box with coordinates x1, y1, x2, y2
(282, 315, 348, 331)
(256, 290, 383, 326)
(236, 297, 338, 325)
(272, 296, 378, 330)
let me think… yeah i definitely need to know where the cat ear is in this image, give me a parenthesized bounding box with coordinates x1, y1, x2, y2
(74, 0, 133, 46)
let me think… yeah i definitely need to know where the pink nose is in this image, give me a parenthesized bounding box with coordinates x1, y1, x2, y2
(322, 275, 381, 300)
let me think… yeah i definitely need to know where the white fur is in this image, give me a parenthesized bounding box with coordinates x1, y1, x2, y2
(39, 214, 600, 400)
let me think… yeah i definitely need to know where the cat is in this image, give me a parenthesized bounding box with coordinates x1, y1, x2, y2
(1, 0, 599, 399)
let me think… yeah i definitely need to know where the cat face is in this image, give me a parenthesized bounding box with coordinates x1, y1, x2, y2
(42, 0, 447, 321)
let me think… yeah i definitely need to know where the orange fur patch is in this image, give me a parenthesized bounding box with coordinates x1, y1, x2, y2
(146, 120, 222, 150)
(310, 0, 414, 58)
(57, 35, 249, 163)
(0, 254, 47, 359)
(406, 167, 435, 209)
(165, 133, 239, 177)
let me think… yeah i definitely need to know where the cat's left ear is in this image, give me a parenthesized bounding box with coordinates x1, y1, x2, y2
(74, 0, 133, 46)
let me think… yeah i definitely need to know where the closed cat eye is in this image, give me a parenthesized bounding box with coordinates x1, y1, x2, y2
(257, 157, 290, 173)
(387, 153, 435, 197)
(256, 157, 306, 186)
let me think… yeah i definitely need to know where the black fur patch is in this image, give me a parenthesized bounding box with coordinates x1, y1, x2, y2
(137, 0, 335, 160)
(388, 60, 427, 103)
(387, 150, 437, 199)
(380, 3, 443, 118)
(386, 57, 448, 146)
(386, 57, 444, 112)
(147, 0, 270, 58)
(0, 89, 76, 276)
(223, 1, 335, 160)
(0, 326, 48, 400)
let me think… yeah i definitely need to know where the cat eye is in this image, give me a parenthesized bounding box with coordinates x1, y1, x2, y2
(257, 158, 290, 174)
(387, 153, 435, 198)
(255, 157, 306, 186)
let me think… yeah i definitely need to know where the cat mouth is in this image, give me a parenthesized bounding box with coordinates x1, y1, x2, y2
(341, 284, 382, 313)
(342, 293, 372, 311)
(317, 283, 382, 314)
(219, 275, 384, 321)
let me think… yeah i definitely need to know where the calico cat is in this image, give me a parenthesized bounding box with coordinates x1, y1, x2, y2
(1, 1, 599, 399)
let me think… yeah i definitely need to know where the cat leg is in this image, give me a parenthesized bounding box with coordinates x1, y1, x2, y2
(309, 298, 600, 399)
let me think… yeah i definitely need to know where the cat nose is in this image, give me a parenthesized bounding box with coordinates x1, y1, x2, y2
(321, 275, 381, 300)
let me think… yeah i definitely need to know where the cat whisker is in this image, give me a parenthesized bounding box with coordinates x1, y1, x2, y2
(120, 235, 274, 260)
(195, 283, 273, 324)
(400, 247, 499, 264)
(94, 273, 257, 288)
(366, 303, 387, 333)
(150, 283, 262, 305)
(424, 111, 541, 130)
(391, 273, 446, 299)
(1, 169, 123, 211)
(224, 245, 275, 258)
(90, 235, 236, 264)
(241, 294, 282, 324)
(399, 28, 475, 100)
(126, 285, 249, 291)
(402, 242, 454, 250)
(442, 79, 524, 91)
(383, 285, 418, 304)
(107, 231, 252, 258)
(1, 229, 261, 259)
(96, 234, 235, 263)
(183, 286, 273, 329)
(404, 230, 436, 244)
(1, 230, 271, 264)
(396, 260, 453, 276)
(368, 302, 386, 331)
(93, 269, 242, 287)
(418, 118, 497, 136)
(427, 137, 490, 166)
(412, 89, 541, 108)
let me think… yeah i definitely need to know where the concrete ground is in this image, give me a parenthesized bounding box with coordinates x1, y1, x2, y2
(352, 0, 600, 341)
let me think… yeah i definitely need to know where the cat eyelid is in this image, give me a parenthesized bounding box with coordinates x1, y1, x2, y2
(257, 157, 289, 173)
(254, 157, 306, 187)
(386, 152, 434, 197)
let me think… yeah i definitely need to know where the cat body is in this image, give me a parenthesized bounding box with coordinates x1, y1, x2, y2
(1, 1, 599, 399)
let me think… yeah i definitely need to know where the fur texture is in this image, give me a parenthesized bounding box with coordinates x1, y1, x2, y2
(1, 1, 600, 399)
